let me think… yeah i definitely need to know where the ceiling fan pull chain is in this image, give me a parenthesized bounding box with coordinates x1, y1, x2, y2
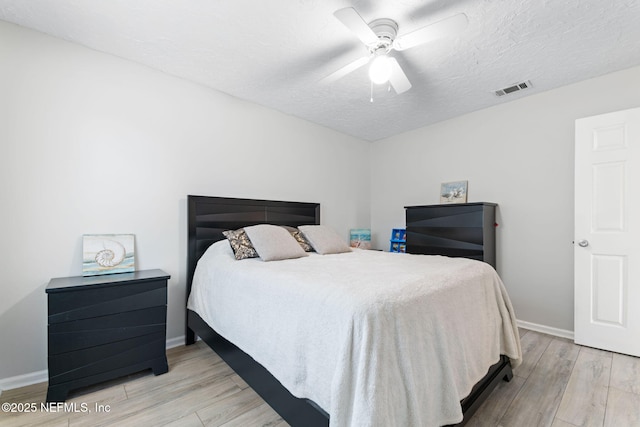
(370, 80, 374, 103)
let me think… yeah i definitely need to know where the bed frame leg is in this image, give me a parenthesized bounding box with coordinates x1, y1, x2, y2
(186, 329, 196, 345)
(185, 312, 196, 345)
(503, 366, 514, 382)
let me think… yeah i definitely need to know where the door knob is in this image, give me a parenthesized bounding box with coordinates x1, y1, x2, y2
(577, 239, 589, 247)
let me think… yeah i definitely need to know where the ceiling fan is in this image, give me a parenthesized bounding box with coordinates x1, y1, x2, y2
(322, 7, 468, 95)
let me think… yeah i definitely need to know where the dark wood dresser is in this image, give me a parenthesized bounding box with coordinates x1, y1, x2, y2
(405, 203, 497, 268)
(45, 269, 170, 402)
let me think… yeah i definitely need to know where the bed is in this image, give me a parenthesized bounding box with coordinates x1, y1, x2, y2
(185, 195, 521, 426)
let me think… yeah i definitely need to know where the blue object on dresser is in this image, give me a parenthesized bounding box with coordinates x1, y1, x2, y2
(389, 228, 406, 252)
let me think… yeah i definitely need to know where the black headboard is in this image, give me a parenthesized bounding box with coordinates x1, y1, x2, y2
(186, 195, 320, 301)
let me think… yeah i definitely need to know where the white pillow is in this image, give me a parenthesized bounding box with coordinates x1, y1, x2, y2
(298, 225, 352, 255)
(243, 224, 308, 261)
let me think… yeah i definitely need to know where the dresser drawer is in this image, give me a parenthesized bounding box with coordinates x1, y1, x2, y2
(48, 279, 166, 323)
(48, 332, 166, 384)
(48, 305, 167, 354)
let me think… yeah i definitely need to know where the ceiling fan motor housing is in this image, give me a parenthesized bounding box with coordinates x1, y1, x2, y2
(368, 18, 398, 51)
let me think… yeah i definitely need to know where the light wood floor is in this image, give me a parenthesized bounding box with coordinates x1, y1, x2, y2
(1, 328, 639, 427)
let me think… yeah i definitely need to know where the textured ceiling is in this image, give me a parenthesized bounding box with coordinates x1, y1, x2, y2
(1, 0, 639, 141)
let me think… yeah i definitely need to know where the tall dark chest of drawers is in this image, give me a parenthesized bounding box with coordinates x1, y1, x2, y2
(405, 203, 497, 268)
(46, 269, 170, 402)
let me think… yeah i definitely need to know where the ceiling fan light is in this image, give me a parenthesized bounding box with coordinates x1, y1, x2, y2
(369, 55, 392, 84)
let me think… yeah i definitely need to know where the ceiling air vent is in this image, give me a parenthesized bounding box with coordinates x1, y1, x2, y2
(494, 80, 532, 97)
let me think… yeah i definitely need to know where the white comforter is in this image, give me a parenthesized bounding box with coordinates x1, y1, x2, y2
(188, 241, 522, 427)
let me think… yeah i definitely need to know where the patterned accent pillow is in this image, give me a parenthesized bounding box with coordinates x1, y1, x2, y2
(222, 228, 258, 260)
(281, 226, 314, 252)
(292, 229, 314, 252)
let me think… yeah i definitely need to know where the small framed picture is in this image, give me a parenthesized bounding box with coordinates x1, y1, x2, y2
(83, 234, 135, 276)
(440, 181, 468, 204)
(350, 228, 371, 249)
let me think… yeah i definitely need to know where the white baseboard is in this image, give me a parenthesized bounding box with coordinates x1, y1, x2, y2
(166, 335, 186, 350)
(0, 369, 48, 396)
(517, 319, 574, 340)
(0, 335, 187, 396)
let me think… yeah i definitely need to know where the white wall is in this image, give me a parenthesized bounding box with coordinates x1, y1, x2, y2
(0, 21, 371, 381)
(371, 65, 640, 332)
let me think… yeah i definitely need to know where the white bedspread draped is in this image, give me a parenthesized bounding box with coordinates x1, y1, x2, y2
(188, 241, 522, 427)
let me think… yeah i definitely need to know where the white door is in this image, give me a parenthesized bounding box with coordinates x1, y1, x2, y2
(575, 107, 640, 357)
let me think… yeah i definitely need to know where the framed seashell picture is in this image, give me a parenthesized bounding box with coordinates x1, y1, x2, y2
(82, 234, 135, 276)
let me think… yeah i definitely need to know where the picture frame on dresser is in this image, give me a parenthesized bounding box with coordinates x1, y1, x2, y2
(440, 180, 468, 204)
(82, 234, 136, 276)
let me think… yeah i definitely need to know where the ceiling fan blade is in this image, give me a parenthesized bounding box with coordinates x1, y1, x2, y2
(388, 57, 412, 94)
(334, 7, 379, 46)
(393, 13, 468, 51)
(320, 56, 370, 84)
